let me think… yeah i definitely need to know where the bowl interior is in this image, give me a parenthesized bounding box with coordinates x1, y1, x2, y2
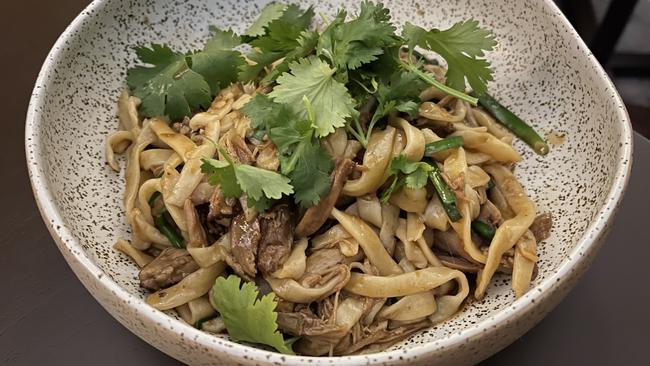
(26, 0, 631, 361)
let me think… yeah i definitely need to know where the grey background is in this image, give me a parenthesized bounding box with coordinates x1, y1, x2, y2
(1, 0, 649, 365)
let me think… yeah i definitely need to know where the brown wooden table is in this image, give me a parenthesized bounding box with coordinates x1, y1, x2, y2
(1, 1, 649, 365)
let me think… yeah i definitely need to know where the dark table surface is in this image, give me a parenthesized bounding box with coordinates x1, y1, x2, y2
(2, 1, 649, 365)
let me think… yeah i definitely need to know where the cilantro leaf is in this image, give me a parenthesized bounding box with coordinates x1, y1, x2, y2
(372, 69, 426, 123)
(288, 142, 333, 207)
(238, 51, 285, 83)
(380, 155, 433, 202)
(127, 44, 212, 120)
(261, 30, 319, 85)
(235, 164, 294, 201)
(210, 275, 294, 354)
(317, 2, 399, 71)
(239, 5, 316, 83)
(269, 57, 355, 137)
(246, 3, 287, 37)
(189, 28, 244, 94)
(250, 5, 314, 52)
(201, 154, 293, 211)
(200, 157, 242, 197)
(239, 94, 282, 130)
(402, 20, 497, 93)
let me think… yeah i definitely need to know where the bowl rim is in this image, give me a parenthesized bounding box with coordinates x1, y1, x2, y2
(25, 0, 633, 364)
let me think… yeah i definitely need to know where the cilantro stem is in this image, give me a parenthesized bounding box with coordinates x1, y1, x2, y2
(401, 61, 478, 106)
(346, 123, 366, 147)
(424, 136, 464, 155)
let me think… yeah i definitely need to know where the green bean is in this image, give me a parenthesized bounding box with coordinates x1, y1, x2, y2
(426, 161, 462, 222)
(471, 219, 496, 241)
(475, 92, 549, 155)
(154, 210, 185, 249)
(424, 136, 464, 156)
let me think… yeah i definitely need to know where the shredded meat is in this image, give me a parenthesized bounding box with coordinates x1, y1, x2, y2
(283, 296, 350, 356)
(224, 131, 254, 164)
(333, 319, 430, 355)
(257, 204, 295, 274)
(296, 158, 356, 237)
(229, 211, 261, 280)
(277, 309, 346, 338)
(138, 248, 199, 290)
(530, 212, 553, 241)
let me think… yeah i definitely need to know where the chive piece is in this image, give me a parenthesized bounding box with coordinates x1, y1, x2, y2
(427, 161, 462, 222)
(154, 211, 185, 248)
(148, 191, 161, 205)
(401, 61, 478, 105)
(424, 136, 464, 156)
(472, 219, 496, 241)
(475, 92, 549, 155)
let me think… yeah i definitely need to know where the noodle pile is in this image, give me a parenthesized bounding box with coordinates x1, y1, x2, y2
(107, 68, 552, 355)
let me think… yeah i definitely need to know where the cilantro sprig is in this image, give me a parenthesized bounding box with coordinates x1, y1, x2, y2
(380, 155, 462, 221)
(126, 1, 500, 212)
(210, 275, 295, 354)
(242, 94, 334, 207)
(200, 148, 293, 212)
(402, 20, 497, 94)
(127, 29, 243, 120)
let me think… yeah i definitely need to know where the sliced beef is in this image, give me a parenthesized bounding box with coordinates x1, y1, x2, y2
(229, 211, 261, 280)
(530, 212, 553, 242)
(139, 248, 199, 290)
(257, 204, 295, 274)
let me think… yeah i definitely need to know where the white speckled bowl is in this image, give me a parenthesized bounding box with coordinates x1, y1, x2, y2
(26, 0, 633, 365)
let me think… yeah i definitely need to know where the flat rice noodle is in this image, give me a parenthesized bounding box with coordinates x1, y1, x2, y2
(451, 130, 521, 163)
(140, 149, 176, 171)
(391, 117, 425, 161)
(150, 117, 197, 162)
(271, 238, 308, 280)
(146, 262, 225, 310)
(113, 238, 153, 267)
(331, 208, 402, 276)
(344, 266, 468, 299)
(343, 127, 396, 196)
(105, 130, 133, 171)
(475, 164, 536, 299)
(377, 292, 436, 321)
(512, 230, 537, 298)
(265, 264, 350, 303)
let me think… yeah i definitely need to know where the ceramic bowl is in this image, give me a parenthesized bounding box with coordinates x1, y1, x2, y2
(25, 0, 633, 364)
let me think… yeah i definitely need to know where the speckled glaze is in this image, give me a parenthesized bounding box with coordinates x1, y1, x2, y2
(26, 0, 632, 365)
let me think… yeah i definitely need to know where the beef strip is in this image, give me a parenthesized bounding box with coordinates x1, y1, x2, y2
(530, 212, 553, 242)
(139, 248, 199, 290)
(296, 158, 355, 237)
(257, 204, 295, 274)
(229, 210, 261, 280)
